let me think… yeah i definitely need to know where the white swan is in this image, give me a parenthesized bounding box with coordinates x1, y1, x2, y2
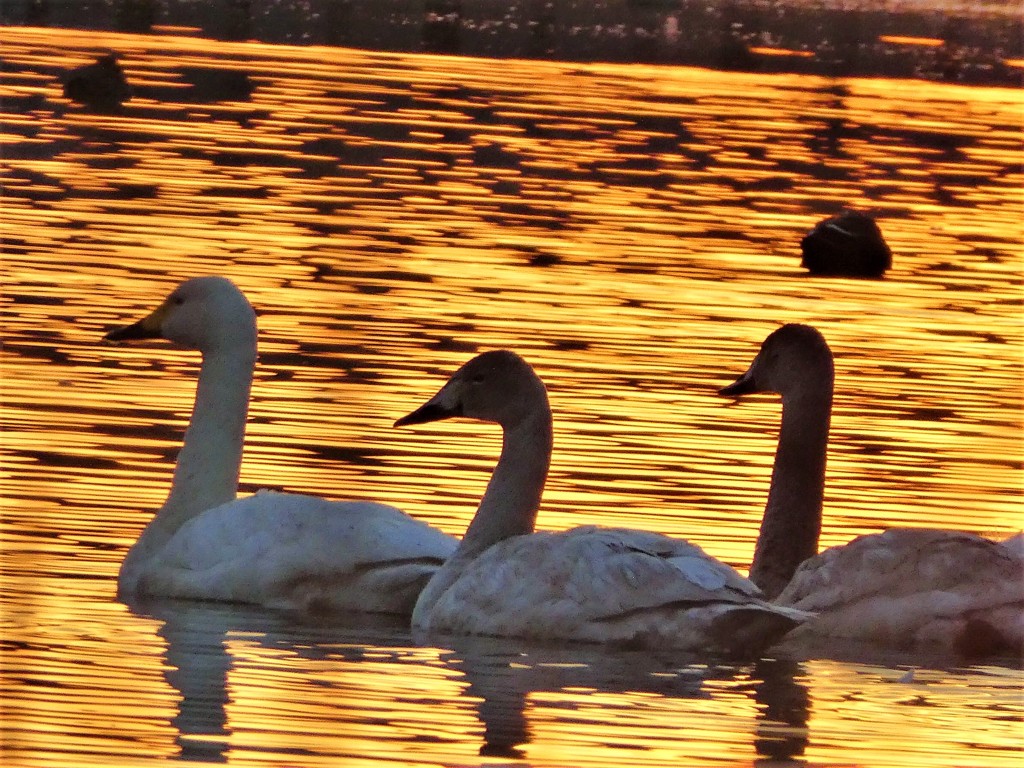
(105, 276, 457, 613)
(720, 324, 1023, 657)
(395, 350, 808, 655)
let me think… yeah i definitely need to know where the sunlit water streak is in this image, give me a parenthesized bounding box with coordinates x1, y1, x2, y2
(1, 25, 1021, 768)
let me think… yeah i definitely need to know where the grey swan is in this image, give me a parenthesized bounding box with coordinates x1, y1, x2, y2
(395, 349, 809, 655)
(721, 324, 1022, 657)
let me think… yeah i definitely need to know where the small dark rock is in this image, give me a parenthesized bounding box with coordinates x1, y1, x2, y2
(527, 251, 561, 267)
(800, 210, 892, 278)
(63, 54, 132, 112)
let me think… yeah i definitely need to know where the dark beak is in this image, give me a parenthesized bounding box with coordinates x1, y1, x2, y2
(394, 401, 462, 427)
(719, 372, 759, 397)
(104, 318, 161, 343)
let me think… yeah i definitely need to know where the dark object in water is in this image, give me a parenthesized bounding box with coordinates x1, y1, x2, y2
(63, 54, 132, 111)
(800, 211, 892, 278)
(180, 67, 254, 102)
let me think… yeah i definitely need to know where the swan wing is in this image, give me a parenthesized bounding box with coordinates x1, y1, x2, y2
(132, 491, 458, 614)
(424, 526, 806, 653)
(776, 529, 1024, 655)
(778, 529, 1022, 607)
(1001, 531, 1024, 559)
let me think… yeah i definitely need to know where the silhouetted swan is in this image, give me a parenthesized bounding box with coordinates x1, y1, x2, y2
(721, 324, 1023, 657)
(395, 350, 808, 655)
(105, 276, 456, 612)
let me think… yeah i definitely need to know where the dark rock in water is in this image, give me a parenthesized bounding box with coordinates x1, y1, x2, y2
(526, 249, 561, 267)
(800, 210, 892, 278)
(63, 54, 132, 112)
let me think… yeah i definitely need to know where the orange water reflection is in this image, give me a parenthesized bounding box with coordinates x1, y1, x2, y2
(1, 24, 1022, 768)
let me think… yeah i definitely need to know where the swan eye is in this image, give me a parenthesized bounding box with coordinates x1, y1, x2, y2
(171, 294, 185, 306)
(470, 373, 485, 384)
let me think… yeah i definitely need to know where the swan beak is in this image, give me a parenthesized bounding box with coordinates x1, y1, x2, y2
(719, 370, 759, 397)
(103, 301, 169, 343)
(394, 400, 463, 427)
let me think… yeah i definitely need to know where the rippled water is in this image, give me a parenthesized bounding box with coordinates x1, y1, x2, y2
(1, 25, 1022, 768)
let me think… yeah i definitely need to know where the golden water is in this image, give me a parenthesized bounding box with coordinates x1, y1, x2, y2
(1, 26, 1021, 768)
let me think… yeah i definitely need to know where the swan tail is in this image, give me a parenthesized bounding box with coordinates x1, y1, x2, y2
(275, 558, 448, 615)
(707, 604, 811, 658)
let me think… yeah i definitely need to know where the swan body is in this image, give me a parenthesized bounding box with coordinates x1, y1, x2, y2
(107, 276, 457, 613)
(776, 529, 1023, 656)
(128, 490, 457, 612)
(414, 524, 805, 653)
(396, 350, 808, 654)
(721, 324, 1023, 657)
(1002, 532, 1024, 558)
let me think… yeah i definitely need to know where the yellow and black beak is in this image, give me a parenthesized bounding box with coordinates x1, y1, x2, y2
(103, 299, 171, 343)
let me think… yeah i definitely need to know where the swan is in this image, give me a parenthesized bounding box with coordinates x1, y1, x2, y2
(394, 350, 808, 655)
(720, 324, 1023, 657)
(105, 276, 457, 613)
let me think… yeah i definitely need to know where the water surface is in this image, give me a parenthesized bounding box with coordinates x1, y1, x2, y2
(1, 25, 1022, 768)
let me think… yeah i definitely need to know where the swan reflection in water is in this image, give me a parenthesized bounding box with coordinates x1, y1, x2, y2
(129, 598, 810, 762)
(438, 633, 811, 760)
(129, 597, 418, 763)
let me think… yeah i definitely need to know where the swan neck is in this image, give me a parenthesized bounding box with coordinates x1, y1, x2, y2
(413, 408, 552, 625)
(158, 345, 254, 534)
(462, 409, 553, 556)
(750, 389, 831, 599)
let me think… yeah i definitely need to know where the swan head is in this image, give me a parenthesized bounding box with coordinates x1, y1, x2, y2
(395, 350, 549, 429)
(719, 324, 834, 400)
(104, 276, 257, 354)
